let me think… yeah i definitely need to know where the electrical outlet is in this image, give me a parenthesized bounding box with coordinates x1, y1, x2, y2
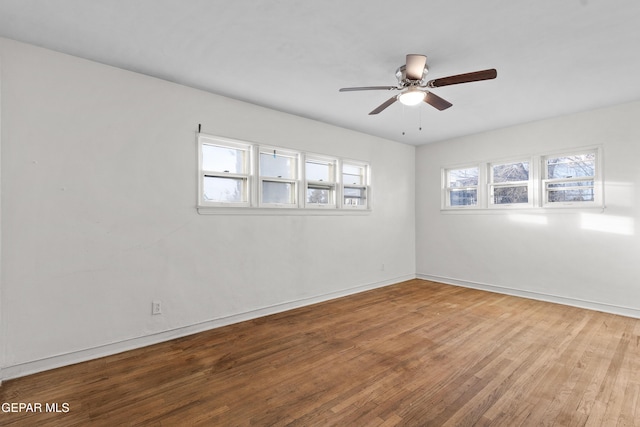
(152, 300, 162, 315)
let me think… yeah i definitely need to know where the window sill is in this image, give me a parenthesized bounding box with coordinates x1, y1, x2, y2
(440, 205, 606, 215)
(198, 207, 371, 216)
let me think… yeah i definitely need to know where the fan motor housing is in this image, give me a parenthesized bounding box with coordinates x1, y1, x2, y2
(395, 63, 429, 86)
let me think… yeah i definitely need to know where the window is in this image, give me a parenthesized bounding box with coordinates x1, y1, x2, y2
(305, 156, 337, 208)
(543, 151, 597, 206)
(489, 160, 531, 206)
(342, 162, 369, 208)
(441, 146, 602, 211)
(199, 136, 251, 206)
(197, 133, 371, 213)
(259, 148, 299, 207)
(445, 167, 479, 207)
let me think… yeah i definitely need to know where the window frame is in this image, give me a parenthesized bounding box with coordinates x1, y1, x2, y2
(443, 165, 482, 209)
(304, 154, 338, 209)
(198, 134, 252, 208)
(258, 146, 301, 208)
(541, 148, 601, 208)
(341, 160, 371, 210)
(487, 159, 533, 209)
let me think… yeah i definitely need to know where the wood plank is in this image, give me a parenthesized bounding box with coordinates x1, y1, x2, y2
(2, 279, 640, 426)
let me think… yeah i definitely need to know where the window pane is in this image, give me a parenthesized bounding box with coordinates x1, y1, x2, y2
(344, 187, 366, 206)
(202, 144, 246, 173)
(203, 176, 245, 202)
(493, 186, 528, 204)
(548, 188, 594, 202)
(492, 162, 529, 183)
(546, 153, 595, 179)
(343, 164, 364, 185)
(306, 161, 332, 182)
(448, 168, 479, 187)
(260, 152, 296, 179)
(307, 188, 332, 204)
(262, 181, 295, 204)
(449, 189, 478, 206)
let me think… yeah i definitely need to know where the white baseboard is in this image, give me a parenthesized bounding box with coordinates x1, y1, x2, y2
(416, 273, 640, 319)
(1, 274, 415, 382)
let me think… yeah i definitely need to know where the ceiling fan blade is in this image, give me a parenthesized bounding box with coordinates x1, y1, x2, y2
(427, 68, 497, 88)
(339, 86, 398, 92)
(424, 91, 453, 111)
(405, 54, 427, 80)
(369, 96, 398, 115)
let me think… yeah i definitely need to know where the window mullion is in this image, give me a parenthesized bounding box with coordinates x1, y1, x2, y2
(300, 153, 307, 208)
(478, 162, 488, 208)
(250, 145, 259, 207)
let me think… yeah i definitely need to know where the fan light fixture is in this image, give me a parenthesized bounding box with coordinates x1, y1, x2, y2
(398, 88, 425, 106)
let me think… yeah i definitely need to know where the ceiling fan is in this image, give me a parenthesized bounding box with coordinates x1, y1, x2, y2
(339, 54, 497, 115)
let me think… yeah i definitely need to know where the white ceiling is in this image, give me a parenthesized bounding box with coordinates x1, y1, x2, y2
(1, 0, 639, 145)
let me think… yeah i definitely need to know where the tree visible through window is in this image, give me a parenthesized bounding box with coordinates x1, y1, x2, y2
(544, 152, 596, 204)
(490, 161, 530, 205)
(446, 167, 479, 207)
(305, 158, 336, 207)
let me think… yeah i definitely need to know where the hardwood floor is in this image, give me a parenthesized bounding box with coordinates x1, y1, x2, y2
(1, 279, 639, 426)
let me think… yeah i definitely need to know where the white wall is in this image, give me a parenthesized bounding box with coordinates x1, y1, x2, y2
(416, 101, 640, 316)
(0, 38, 416, 380)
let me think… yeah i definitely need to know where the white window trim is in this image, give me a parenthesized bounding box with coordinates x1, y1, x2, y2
(487, 158, 534, 209)
(198, 134, 252, 208)
(342, 160, 371, 210)
(441, 146, 604, 213)
(258, 146, 300, 208)
(196, 133, 371, 215)
(442, 164, 483, 209)
(541, 148, 602, 209)
(304, 154, 338, 209)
